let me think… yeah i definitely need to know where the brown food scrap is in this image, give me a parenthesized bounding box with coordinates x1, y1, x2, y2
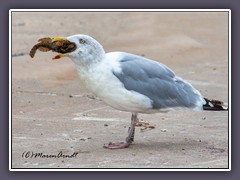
(136, 120, 155, 132)
(38, 37, 52, 43)
(37, 38, 52, 52)
(29, 37, 77, 58)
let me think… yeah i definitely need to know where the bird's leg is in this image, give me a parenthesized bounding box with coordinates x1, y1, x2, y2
(103, 113, 138, 150)
(125, 113, 137, 143)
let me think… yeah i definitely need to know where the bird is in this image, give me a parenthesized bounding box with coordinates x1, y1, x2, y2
(49, 34, 228, 149)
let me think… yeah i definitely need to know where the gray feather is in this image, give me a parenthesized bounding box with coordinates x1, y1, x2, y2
(112, 53, 203, 110)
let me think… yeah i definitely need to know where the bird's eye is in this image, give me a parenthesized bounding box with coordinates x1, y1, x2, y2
(79, 39, 86, 44)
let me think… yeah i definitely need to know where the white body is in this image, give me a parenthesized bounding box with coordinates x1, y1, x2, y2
(75, 52, 154, 113)
(66, 34, 205, 114)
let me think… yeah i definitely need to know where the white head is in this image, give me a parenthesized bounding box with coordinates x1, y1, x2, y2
(54, 34, 106, 68)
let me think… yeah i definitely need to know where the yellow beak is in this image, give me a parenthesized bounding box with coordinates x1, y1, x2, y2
(52, 53, 67, 60)
(52, 36, 66, 41)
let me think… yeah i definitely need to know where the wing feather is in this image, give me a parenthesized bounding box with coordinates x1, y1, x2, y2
(111, 53, 204, 110)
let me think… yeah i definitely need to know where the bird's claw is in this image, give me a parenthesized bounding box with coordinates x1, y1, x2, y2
(103, 141, 131, 149)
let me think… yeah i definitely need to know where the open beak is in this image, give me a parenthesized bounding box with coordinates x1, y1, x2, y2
(52, 36, 68, 60)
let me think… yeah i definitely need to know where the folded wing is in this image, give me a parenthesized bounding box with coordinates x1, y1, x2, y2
(112, 52, 205, 110)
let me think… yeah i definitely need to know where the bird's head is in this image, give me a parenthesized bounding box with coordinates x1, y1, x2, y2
(53, 34, 105, 67)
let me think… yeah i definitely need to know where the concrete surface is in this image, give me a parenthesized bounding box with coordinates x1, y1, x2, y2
(11, 11, 229, 169)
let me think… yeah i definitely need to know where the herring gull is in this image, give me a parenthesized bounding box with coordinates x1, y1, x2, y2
(50, 34, 227, 149)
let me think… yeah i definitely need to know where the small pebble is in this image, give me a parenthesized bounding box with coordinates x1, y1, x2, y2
(104, 124, 108, 127)
(161, 129, 167, 132)
(80, 137, 92, 141)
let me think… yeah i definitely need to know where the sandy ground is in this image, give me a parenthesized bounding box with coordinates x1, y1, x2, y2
(11, 11, 229, 169)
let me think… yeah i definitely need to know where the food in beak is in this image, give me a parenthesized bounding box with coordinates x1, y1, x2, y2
(29, 37, 77, 58)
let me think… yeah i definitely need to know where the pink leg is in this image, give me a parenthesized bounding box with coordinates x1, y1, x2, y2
(103, 113, 137, 149)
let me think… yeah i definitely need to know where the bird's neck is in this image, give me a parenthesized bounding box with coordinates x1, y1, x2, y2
(74, 59, 105, 94)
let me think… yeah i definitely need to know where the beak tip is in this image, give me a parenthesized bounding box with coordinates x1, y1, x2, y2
(52, 54, 67, 60)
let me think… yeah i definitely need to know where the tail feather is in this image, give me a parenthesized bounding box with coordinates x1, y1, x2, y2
(203, 98, 228, 111)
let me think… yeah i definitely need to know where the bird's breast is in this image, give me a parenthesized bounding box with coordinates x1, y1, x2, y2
(75, 64, 153, 113)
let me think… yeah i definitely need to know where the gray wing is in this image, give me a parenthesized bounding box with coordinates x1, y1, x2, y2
(112, 53, 204, 110)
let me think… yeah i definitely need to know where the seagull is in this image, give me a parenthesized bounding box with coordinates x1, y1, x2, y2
(51, 34, 227, 149)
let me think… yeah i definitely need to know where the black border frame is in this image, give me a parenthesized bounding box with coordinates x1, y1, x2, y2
(9, 9, 230, 171)
(1, 0, 239, 179)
